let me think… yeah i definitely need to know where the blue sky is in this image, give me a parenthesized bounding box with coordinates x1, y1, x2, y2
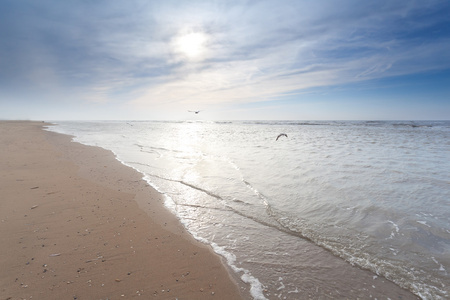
(0, 0, 449, 120)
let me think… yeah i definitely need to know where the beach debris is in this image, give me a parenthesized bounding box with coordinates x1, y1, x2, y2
(30, 186, 39, 189)
(115, 279, 121, 282)
(31, 205, 39, 209)
(188, 110, 201, 114)
(49, 253, 61, 257)
(85, 253, 104, 263)
(182, 271, 190, 277)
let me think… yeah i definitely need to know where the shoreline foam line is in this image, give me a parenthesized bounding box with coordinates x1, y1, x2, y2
(0, 121, 246, 300)
(47, 122, 267, 300)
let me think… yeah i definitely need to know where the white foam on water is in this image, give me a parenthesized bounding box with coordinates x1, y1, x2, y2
(45, 120, 450, 300)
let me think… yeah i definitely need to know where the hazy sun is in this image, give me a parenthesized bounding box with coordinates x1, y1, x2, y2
(174, 32, 208, 59)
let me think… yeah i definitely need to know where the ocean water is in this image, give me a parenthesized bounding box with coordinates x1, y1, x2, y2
(47, 120, 449, 299)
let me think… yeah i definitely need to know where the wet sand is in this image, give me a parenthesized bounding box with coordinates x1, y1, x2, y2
(0, 121, 245, 299)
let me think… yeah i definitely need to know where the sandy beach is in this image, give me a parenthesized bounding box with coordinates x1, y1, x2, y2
(0, 121, 245, 300)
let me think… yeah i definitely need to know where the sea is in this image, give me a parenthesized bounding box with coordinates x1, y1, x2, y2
(46, 120, 449, 299)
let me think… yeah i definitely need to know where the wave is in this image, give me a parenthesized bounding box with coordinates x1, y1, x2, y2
(139, 165, 446, 298)
(266, 207, 448, 299)
(45, 120, 450, 299)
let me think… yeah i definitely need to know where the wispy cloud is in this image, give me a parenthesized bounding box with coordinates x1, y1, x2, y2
(129, 0, 450, 108)
(1, 0, 449, 118)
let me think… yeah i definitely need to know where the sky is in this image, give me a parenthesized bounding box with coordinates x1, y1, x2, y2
(0, 0, 449, 121)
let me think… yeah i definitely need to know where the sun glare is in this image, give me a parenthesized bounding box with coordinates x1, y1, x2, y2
(174, 32, 207, 59)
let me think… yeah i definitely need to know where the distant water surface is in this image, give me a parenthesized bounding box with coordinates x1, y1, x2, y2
(47, 120, 450, 299)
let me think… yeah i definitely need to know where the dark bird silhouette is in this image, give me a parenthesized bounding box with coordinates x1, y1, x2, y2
(276, 133, 288, 141)
(188, 110, 201, 114)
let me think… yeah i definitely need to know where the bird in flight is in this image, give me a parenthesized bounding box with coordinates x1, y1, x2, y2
(276, 133, 288, 141)
(188, 110, 201, 114)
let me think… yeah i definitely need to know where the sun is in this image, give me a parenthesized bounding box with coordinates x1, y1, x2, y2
(173, 32, 208, 60)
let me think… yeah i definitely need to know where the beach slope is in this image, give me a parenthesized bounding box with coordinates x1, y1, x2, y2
(0, 121, 244, 299)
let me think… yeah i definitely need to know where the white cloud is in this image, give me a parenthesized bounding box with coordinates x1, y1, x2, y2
(1, 0, 449, 119)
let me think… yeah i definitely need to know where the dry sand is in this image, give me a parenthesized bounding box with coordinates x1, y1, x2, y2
(0, 121, 245, 300)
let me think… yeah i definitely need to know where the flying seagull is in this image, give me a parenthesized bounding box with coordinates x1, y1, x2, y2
(276, 133, 288, 141)
(188, 110, 201, 114)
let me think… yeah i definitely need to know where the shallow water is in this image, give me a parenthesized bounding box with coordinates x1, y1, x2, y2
(47, 120, 450, 299)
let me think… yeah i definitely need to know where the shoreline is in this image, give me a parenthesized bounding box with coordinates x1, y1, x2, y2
(0, 121, 246, 299)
